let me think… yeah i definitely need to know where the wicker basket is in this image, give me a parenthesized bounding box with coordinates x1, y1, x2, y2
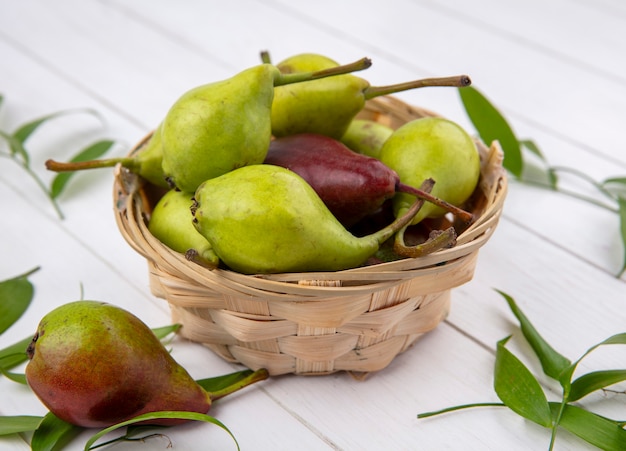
(113, 96, 507, 376)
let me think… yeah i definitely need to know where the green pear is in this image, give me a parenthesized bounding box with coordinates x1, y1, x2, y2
(340, 118, 394, 159)
(160, 59, 371, 193)
(45, 123, 169, 188)
(267, 52, 471, 139)
(379, 117, 480, 225)
(25, 300, 268, 428)
(148, 189, 219, 268)
(191, 164, 424, 274)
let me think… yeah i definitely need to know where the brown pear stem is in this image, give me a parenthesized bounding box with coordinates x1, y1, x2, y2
(364, 75, 471, 100)
(45, 157, 136, 172)
(274, 57, 373, 87)
(260, 50, 272, 64)
(394, 227, 457, 258)
(369, 178, 433, 246)
(209, 368, 270, 402)
(397, 182, 473, 223)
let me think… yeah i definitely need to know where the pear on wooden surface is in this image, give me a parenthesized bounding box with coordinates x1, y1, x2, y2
(149, 189, 219, 268)
(264, 51, 470, 139)
(160, 58, 371, 192)
(191, 164, 425, 274)
(25, 301, 267, 428)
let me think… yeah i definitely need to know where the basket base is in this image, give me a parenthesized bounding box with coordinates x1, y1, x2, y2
(169, 289, 450, 376)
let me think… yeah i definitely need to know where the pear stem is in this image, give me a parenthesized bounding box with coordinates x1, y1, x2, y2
(209, 368, 270, 402)
(274, 57, 373, 87)
(396, 182, 473, 223)
(394, 226, 457, 258)
(364, 75, 472, 100)
(370, 178, 433, 245)
(45, 157, 137, 172)
(259, 50, 272, 64)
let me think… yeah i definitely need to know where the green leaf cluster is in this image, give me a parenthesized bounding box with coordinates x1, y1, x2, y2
(418, 290, 626, 450)
(0, 95, 116, 219)
(459, 87, 626, 277)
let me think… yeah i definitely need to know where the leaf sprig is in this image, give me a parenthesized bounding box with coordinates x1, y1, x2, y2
(459, 87, 626, 277)
(0, 95, 116, 219)
(418, 290, 626, 450)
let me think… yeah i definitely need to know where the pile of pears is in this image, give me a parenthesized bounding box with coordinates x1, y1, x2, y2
(47, 52, 481, 274)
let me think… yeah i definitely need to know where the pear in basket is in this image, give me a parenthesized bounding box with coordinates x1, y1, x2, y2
(160, 58, 372, 192)
(149, 188, 219, 268)
(264, 133, 473, 228)
(340, 118, 394, 159)
(190, 164, 433, 274)
(25, 300, 268, 428)
(45, 122, 168, 188)
(380, 116, 481, 226)
(263, 51, 471, 139)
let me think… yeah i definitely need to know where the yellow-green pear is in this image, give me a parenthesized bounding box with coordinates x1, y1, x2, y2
(191, 164, 424, 274)
(340, 118, 394, 159)
(161, 59, 372, 192)
(379, 117, 480, 225)
(148, 189, 219, 268)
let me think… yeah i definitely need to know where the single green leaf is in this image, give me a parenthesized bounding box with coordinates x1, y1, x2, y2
(83, 411, 239, 451)
(151, 323, 181, 340)
(520, 139, 546, 161)
(0, 129, 29, 163)
(0, 336, 32, 370)
(550, 403, 626, 450)
(617, 197, 626, 277)
(560, 333, 626, 390)
(49, 140, 116, 199)
(31, 412, 81, 451)
(497, 290, 571, 381)
(603, 177, 626, 185)
(196, 369, 256, 394)
(568, 369, 626, 402)
(12, 108, 102, 145)
(494, 336, 552, 427)
(0, 267, 39, 335)
(0, 415, 43, 435)
(417, 402, 506, 419)
(0, 365, 26, 384)
(458, 86, 523, 177)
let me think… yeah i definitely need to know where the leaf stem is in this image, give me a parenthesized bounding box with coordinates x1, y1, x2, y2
(0, 152, 65, 219)
(517, 177, 618, 213)
(417, 402, 506, 419)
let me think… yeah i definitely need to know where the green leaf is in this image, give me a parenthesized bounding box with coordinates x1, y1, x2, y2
(0, 267, 39, 335)
(0, 336, 32, 370)
(31, 412, 81, 451)
(568, 369, 626, 402)
(494, 336, 552, 428)
(560, 333, 626, 390)
(550, 403, 626, 450)
(0, 129, 29, 163)
(196, 369, 256, 394)
(497, 290, 571, 381)
(151, 323, 181, 340)
(0, 365, 26, 384)
(12, 108, 102, 146)
(0, 415, 43, 435)
(49, 140, 116, 199)
(617, 197, 626, 277)
(83, 411, 239, 451)
(458, 86, 523, 177)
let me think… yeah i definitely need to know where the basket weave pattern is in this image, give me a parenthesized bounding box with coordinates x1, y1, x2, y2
(113, 96, 507, 376)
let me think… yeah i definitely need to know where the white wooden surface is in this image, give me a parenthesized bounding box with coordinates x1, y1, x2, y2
(1, 1, 625, 449)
